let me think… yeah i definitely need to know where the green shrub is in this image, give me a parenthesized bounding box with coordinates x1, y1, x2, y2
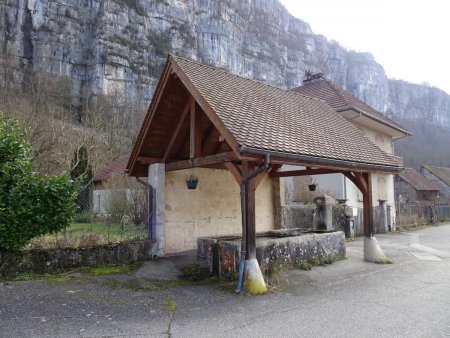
(0, 114, 77, 251)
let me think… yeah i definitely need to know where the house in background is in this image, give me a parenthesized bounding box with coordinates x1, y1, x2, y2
(292, 73, 410, 230)
(394, 168, 440, 203)
(92, 154, 130, 214)
(420, 165, 450, 199)
(93, 154, 130, 188)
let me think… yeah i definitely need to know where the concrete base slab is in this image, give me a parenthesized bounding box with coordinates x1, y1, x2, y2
(364, 236, 390, 263)
(244, 259, 267, 295)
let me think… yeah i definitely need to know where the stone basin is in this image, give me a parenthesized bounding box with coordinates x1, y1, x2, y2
(197, 228, 346, 275)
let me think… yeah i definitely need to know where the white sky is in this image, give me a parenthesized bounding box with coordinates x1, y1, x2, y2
(279, 0, 450, 94)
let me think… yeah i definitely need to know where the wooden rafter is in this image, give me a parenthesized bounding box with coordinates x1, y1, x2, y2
(166, 152, 238, 171)
(190, 100, 202, 159)
(170, 59, 241, 157)
(162, 97, 192, 162)
(137, 156, 162, 165)
(224, 162, 242, 183)
(270, 168, 340, 178)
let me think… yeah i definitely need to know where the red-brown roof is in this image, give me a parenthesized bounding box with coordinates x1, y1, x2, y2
(128, 55, 403, 176)
(398, 168, 439, 191)
(94, 154, 130, 183)
(292, 76, 410, 135)
(422, 165, 450, 187)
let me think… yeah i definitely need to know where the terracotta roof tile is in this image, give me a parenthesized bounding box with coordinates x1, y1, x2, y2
(422, 165, 450, 187)
(94, 154, 129, 183)
(398, 168, 439, 191)
(172, 56, 402, 168)
(292, 77, 409, 134)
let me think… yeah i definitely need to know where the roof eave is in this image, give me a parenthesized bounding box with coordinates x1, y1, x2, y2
(238, 146, 403, 174)
(336, 106, 411, 137)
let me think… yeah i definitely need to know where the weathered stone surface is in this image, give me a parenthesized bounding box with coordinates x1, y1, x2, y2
(281, 205, 313, 229)
(198, 230, 346, 274)
(0, 240, 155, 278)
(2, 0, 447, 126)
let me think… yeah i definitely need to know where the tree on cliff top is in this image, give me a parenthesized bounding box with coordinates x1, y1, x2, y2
(0, 114, 77, 251)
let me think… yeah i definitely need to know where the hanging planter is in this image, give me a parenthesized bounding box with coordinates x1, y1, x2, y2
(308, 184, 317, 192)
(185, 173, 199, 190)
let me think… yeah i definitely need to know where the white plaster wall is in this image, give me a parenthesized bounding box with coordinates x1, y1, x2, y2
(164, 168, 275, 253)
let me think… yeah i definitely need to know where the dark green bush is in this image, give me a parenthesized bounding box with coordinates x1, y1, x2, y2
(0, 115, 77, 251)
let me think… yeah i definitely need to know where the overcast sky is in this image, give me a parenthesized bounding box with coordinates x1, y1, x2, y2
(279, 0, 450, 94)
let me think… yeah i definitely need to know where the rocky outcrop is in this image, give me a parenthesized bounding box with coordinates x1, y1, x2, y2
(0, 0, 449, 128)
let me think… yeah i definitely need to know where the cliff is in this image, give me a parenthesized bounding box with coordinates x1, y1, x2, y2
(1, 0, 449, 165)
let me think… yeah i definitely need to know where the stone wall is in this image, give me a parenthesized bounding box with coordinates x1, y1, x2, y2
(164, 168, 275, 253)
(197, 230, 346, 275)
(0, 240, 154, 278)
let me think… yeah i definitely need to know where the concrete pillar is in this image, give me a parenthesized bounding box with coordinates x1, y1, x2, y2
(244, 259, 267, 295)
(149, 163, 165, 257)
(378, 199, 388, 232)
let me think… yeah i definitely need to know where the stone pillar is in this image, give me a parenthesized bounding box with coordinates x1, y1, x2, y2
(149, 163, 165, 257)
(378, 199, 388, 232)
(313, 194, 335, 230)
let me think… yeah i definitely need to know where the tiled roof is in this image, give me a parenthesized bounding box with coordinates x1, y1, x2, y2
(398, 168, 439, 191)
(422, 165, 450, 187)
(292, 76, 409, 134)
(94, 154, 129, 183)
(171, 56, 402, 168)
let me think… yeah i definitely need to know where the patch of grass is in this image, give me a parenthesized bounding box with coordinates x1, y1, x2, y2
(44, 276, 72, 283)
(88, 266, 129, 275)
(87, 262, 142, 276)
(27, 222, 147, 249)
(294, 261, 312, 271)
(163, 298, 176, 315)
(265, 259, 286, 286)
(14, 272, 45, 281)
(180, 264, 210, 282)
(376, 257, 393, 264)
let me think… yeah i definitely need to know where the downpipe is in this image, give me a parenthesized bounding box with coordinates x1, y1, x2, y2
(235, 154, 270, 293)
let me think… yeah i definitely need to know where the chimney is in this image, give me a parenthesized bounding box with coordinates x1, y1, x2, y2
(303, 70, 324, 83)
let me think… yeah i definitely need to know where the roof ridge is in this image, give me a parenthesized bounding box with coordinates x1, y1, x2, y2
(170, 54, 327, 104)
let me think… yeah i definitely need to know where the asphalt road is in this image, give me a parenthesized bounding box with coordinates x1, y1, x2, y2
(1, 224, 450, 338)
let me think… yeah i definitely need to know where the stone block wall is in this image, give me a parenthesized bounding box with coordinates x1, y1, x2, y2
(0, 240, 154, 278)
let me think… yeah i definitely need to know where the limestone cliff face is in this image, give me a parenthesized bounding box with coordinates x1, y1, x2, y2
(388, 80, 450, 125)
(1, 0, 449, 127)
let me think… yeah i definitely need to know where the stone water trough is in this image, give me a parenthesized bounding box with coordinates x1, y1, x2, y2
(197, 228, 346, 275)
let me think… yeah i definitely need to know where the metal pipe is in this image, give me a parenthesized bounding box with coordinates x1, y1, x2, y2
(237, 145, 402, 172)
(135, 177, 154, 240)
(235, 154, 270, 293)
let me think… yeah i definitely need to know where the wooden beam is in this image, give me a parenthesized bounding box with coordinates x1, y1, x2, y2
(270, 168, 340, 178)
(224, 162, 242, 183)
(129, 59, 172, 175)
(165, 151, 238, 171)
(137, 156, 162, 165)
(253, 171, 267, 189)
(201, 123, 217, 150)
(190, 99, 202, 159)
(362, 173, 373, 237)
(170, 59, 241, 157)
(162, 97, 192, 162)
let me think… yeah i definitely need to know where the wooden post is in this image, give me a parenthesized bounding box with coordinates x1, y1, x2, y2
(246, 178, 257, 260)
(363, 172, 373, 237)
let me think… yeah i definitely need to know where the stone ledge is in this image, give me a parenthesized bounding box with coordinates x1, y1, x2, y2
(0, 240, 155, 278)
(198, 230, 346, 275)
